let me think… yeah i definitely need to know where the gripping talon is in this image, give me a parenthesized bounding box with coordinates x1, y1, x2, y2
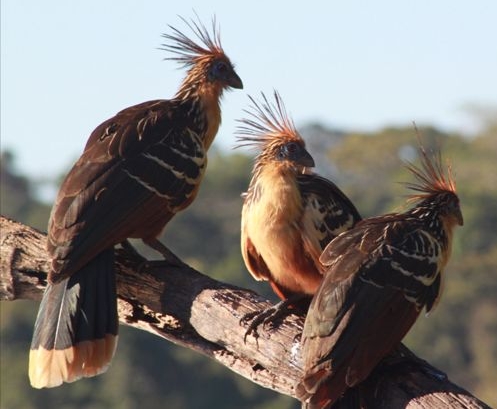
(240, 299, 294, 343)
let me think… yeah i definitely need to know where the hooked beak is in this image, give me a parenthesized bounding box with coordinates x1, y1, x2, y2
(455, 207, 464, 226)
(227, 71, 243, 89)
(296, 149, 315, 168)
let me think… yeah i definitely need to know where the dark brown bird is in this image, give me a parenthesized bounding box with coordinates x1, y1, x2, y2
(237, 91, 361, 336)
(296, 144, 463, 408)
(29, 16, 242, 388)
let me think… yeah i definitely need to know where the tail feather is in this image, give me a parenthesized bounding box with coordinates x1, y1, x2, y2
(29, 249, 118, 388)
(297, 367, 347, 409)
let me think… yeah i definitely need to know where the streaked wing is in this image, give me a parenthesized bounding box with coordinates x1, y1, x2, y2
(320, 214, 401, 283)
(83, 100, 174, 154)
(48, 100, 207, 281)
(301, 217, 443, 398)
(359, 217, 443, 311)
(303, 223, 375, 338)
(297, 173, 361, 265)
(301, 275, 420, 401)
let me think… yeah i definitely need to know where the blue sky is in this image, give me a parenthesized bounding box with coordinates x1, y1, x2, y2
(2, 0, 496, 179)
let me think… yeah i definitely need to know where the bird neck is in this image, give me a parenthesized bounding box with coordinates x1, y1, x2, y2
(174, 73, 223, 151)
(411, 205, 444, 238)
(246, 165, 302, 218)
(410, 202, 454, 267)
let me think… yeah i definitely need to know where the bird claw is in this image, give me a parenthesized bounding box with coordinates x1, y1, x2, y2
(240, 300, 292, 343)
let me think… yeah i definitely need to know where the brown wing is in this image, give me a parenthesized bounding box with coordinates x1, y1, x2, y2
(298, 173, 361, 268)
(298, 217, 443, 405)
(298, 174, 362, 240)
(48, 99, 207, 282)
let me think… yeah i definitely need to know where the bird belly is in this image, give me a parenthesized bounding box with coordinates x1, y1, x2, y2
(247, 211, 322, 297)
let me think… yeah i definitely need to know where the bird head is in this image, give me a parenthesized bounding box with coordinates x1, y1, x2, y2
(161, 15, 243, 94)
(405, 143, 463, 227)
(235, 91, 315, 172)
(434, 191, 463, 227)
(206, 58, 243, 89)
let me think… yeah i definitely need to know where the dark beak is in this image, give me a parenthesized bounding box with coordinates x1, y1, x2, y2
(455, 207, 464, 226)
(227, 71, 243, 89)
(297, 149, 315, 168)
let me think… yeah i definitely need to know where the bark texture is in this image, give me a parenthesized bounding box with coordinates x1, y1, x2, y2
(0, 216, 491, 408)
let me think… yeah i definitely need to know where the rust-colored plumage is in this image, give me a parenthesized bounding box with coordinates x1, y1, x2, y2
(237, 91, 361, 333)
(296, 144, 463, 409)
(29, 16, 242, 389)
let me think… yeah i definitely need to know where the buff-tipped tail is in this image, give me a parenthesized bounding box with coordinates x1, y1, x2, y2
(29, 335, 117, 388)
(29, 250, 118, 388)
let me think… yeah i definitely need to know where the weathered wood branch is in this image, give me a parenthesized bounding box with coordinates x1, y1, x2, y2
(0, 215, 491, 409)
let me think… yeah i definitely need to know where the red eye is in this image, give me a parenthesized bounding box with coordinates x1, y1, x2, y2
(278, 142, 301, 160)
(215, 61, 228, 73)
(286, 142, 298, 153)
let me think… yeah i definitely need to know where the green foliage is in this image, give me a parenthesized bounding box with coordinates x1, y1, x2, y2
(1, 123, 496, 408)
(0, 151, 51, 231)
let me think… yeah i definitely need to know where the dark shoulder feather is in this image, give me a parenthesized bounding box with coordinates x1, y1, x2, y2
(297, 173, 362, 248)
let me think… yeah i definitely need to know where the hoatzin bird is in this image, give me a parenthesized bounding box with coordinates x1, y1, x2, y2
(29, 16, 242, 389)
(296, 144, 463, 408)
(237, 91, 361, 338)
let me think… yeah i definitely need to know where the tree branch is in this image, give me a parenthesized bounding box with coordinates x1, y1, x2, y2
(0, 215, 491, 408)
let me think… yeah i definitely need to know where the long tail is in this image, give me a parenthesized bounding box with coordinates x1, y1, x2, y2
(29, 249, 118, 388)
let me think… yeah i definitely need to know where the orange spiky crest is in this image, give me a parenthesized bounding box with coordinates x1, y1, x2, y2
(404, 143, 457, 203)
(160, 14, 225, 67)
(235, 91, 304, 159)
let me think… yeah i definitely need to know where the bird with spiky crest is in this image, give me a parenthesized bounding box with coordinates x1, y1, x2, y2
(237, 91, 361, 338)
(29, 15, 242, 389)
(296, 143, 463, 409)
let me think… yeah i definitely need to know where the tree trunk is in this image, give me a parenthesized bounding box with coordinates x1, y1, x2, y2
(0, 216, 491, 409)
